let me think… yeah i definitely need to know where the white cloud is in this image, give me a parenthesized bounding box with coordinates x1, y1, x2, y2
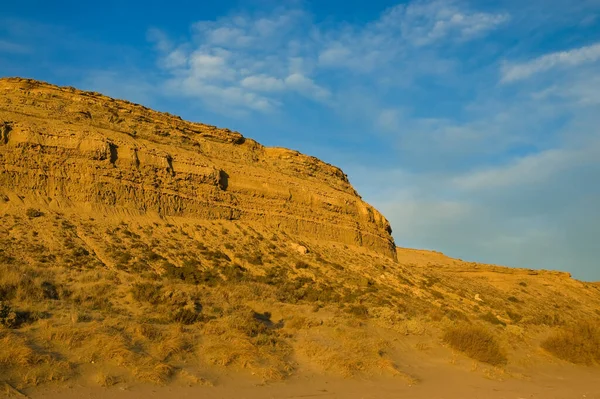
(188, 52, 234, 80)
(149, 8, 334, 113)
(166, 77, 277, 112)
(240, 74, 286, 91)
(395, 0, 510, 46)
(285, 73, 331, 100)
(147, 28, 172, 52)
(315, 1, 507, 73)
(149, 1, 508, 113)
(451, 148, 576, 190)
(501, 42, 600, 82)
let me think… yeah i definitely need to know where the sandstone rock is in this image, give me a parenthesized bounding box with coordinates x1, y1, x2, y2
(0, 78, 396, 259)
(291, 243, 309, 255)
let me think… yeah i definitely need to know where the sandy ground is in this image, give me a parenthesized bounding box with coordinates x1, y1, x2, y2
(24, 362, 600, 399)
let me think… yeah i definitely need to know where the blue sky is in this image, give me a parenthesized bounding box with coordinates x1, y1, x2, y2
(1, 0, 599, 281)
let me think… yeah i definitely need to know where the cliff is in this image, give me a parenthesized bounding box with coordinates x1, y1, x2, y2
(0, 77, 395, 258)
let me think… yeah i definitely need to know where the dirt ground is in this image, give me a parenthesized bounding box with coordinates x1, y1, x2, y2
(25, 361, 600, 399)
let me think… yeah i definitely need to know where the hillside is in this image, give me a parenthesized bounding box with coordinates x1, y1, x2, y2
(1, 78, 599, 397)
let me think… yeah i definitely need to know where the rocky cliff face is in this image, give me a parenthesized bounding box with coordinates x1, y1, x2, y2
(0, 78, 396, 258)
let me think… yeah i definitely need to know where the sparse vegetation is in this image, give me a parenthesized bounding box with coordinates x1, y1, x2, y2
(26, 208, 44, 218)
(131, 282, 163, 304)
(480, 312, 506, 326)
(0, 301, 17, 328)
(0, 206, 598, 389)
(507, 311, 523, 323)
(443, 324, 507, 366)
(541, 321, 600, 365)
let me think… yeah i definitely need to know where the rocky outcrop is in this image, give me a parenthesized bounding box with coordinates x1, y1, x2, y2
(0, 77, 396, 258)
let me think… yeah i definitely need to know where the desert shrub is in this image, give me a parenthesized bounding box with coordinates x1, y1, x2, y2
(430, 290, 444, 300)
(72, 247, 90, 258)
(527, 312, 564, 326)
(541, 321, 600, 365)
(295, 261, 310, 270)
(144, 250, 164, 262)
(224, 307, 270, 337)
(40, 281, 59, 300)
(221, 264, 247, 282)
(421, 276, 440, 288)
(96, 372, 119, 387)
(112, 249, 133, 267)
(0, 329, 75, 384)
(162, 261, 221, 286)
(480, 312, 506, 326)
(26, 208, 44, 218)
(131, 283, 163, 305)
(246, 254, 263, 265)
(0, 301, 17, 328)
(296, 327, 397, 377)
(0, 302, 38, 328)
(346, 305, 369, 318)
(443, 324, 507, 366)
(275, 277, 340, 304)
(428, 307, 445, 322)
(204, 250, 231, 263)
(170, 308, 203, 325)
(445, 309, 469, 322)
(330, 262, 344, 271)
(259, 267, 289, 286)
(121, 229, 141, 239)
(71, 284, 115, 312)
(507, 311, 522, 323)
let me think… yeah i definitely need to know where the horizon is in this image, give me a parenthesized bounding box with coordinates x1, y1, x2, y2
(1, 0, 599, 281)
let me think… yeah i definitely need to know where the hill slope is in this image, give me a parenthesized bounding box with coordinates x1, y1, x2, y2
(0, 78, 599, 394)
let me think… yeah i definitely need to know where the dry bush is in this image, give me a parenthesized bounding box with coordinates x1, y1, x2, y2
(284, 315, 322, 330)
(26, 208, 44, 218)
(200, 307, 293, 381)
(479, 312, 506, 326)
(132, 359, 174, 385)
(296, 324, 398, 377)
(130, 282, 163, 304)
(541, 321, 600, 365)
(0, 329, 74, 386)
(443, 324, 507, 366)
(0, 301, 17, 327)
(200, 331, 293, 381)
(95, 371, 119, 387)
(152, 326, 193, 362)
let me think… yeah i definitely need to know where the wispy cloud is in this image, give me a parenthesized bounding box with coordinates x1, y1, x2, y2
(501, 42, 600, 82)
(149, 1, 508, 114)
(149, 8, 331, 114)
(317, 0, 508, 72)
(390, 0, 510, 46)
(0, 39, 29, 54)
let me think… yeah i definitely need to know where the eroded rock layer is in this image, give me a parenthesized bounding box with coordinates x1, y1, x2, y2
(0, 78, 396, 258)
